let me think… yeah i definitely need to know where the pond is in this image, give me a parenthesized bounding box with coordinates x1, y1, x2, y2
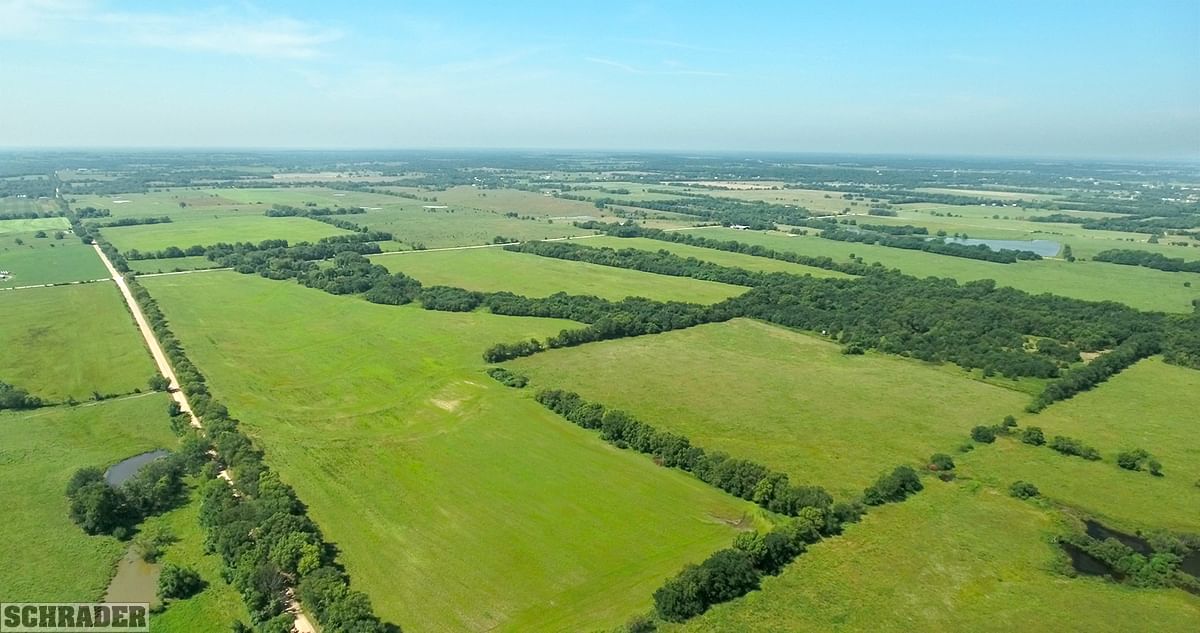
(104, 548, 160, 604)
(104, 449, 169, 487)
(1084, 519, 1153, 555)
(1061, 541, 1117, 578)
(941, 237, 1062, 257)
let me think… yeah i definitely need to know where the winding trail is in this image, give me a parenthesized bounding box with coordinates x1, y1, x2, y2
(91, 243, 316, 633)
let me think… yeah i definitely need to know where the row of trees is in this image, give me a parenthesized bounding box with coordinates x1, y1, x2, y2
(816, 227, 1042, 264)
(504, 240, 774, 287)
(1027, 334, 1162, 411)
(1031, 214, 1200, 233)
(89, 216, 172, 228)
(1093, 249, 1200, 274)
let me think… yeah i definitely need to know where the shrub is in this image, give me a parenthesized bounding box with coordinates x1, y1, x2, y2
(1009, 481, 1040, 499)
(863, 465, 923, 505)
(929, 453, 955, 471)
(1002, 415, 1017, 427)
(970, 425, 996, 444)
(1116, 448, 1149, 471)
(1020, 426, 1046, 446)
(157, 564, 204, 600)
(1048, 435, 1101, 460)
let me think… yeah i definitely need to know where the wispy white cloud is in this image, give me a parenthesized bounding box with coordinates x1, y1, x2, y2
(0, 0, 341, 59)
(585, 56, 727, 77)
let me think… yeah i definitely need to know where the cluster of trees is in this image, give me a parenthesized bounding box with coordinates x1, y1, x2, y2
(594, 193, 811, 226)
(1116, 448, 1162, 476)
(504, 240, 773, 287)
(1027, 334, 1161, 412)
(0, 381, 43, 410)
(1010, 481, 1040, 499)
(857, 223, 928, 235)
(817, 227, 1042, 264)
(66, 448, 204, 536)
(263, 204, 366, 218)
(296, 252, 421, 306)
(91, 216, 172, 228)
(1031, 214, 1200, 234)
(866, 207, 898, 216)
(862, 465, 923, 505)
(417, 286, 484, 311)
(1048, 435, 1102, 461)
(1093, 249, 1200, 274)
(485, 367, 528, 388)
(1061, 534, 1200, 592)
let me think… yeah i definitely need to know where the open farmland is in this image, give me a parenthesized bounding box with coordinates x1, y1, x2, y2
(374, 245, 745, 302)
(960, 357, 1200, 532)
(0, 282, 156, 401)
(0, 394, 176, 601)
(0, 230, 108, 288)
(510, 318, 1029, 498)
(0, 216, 69, 235)
(352, 206, 595, 249)
(102, 215, 350, 253)
(584, 235, 853, 278)
(669, 482, 1200, 633)
(695, 228, 1200, 312)
(143, 272, 756, 632)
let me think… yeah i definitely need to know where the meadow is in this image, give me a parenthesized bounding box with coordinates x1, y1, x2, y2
(583, 235, 853, 278)
(0, 283, 156, 401)
(142, 272, 756, 632)
(0, 216, 69, 235)
(510, 318, 1028, 499)
(126, 256, 221, 274)
(691, 228, 1200, 312)
(103, 215, 350, 253)
(374, 245, 745, 303)
(0, 231, 108, 288)
(670, 481, 1200, 632)
(353, 206, 595, 249)
(0, 196, 59, 215)
(0, 394, 176, 601)
(960, 357, 1200, 533)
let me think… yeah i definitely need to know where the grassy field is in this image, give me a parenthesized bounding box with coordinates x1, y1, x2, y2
(0, 394, 177, 601)
(0, 196, 59, 215)
(691, 228, 1200, 312)
(670, 481, 1200, 633)
(141, 493, 251, 632)
(413, 185, 605, 218)
(374, 245, 745, 303)
(127, 256, 221, 274)
(583, 236, 853, 278)
(143, 272, 755, 632)
(102, 215, 350, 253)
(0, 216, 69, 235)
(0, 232, 109, 288)
(960, 357, 1200, 532)
(353, 207, 595, 249)
(70, 187, 403, 221)
(0, 282, 156, 401)
(510, 319, 1028, 498)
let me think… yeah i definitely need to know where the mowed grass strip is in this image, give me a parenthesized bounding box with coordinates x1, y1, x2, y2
(143, 272, 753, 632)
(0, 394, 177, 601)
(582, 235, 853, 278)
(0, 282, 156, 400)
(961, 357, 1200, 532)
(669, 482, 1200, 633)
(0, 231, 109, 288)
(510, 319, 1028, 499)
(694, 228, 1200, 313)
(374, 246, 745, 303)
(102, 215, 351, 254)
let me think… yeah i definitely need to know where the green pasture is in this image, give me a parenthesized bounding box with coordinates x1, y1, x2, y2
(127, 256, 221, 275)
(0, 231, 108, 288)
(0, 282, 156, 401)
(960, 357, 1200, 532)
(671, 482, 1200, 632)
(142, 272, 755, 632)
(510, 319, 1028, 499)
(374, 245, 744, 303)
(0, 216, 69, 235)
(102, 215, 349, 253)
(583, 236, 853, 278)
(352, 206, 595, 249)
(0, 394, 176, 601)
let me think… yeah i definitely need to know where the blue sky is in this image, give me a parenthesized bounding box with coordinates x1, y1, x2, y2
(1, 0, 1197, 158)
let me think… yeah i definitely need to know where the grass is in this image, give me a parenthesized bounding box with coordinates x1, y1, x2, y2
(960, 357, 1200, 532)
(353, 207, 595, 249)
(583, 236, 853, 278)
(0, 196, 59, 215)
(127, 256, 222, 274)
(691, 228, 1200, 313)
(0, 282, 157, 401)
(669, 481, 1200, 632)
(102, 215, 350, 253)
(410, 185, 605, 218)
(142, 272, 756, 632)
(510, 319, 1028, 499)
(0, 394, 177, 601)
(0, 232, 109, 288)
(373, 245, 745, 303)
(0, 216, 69, 235)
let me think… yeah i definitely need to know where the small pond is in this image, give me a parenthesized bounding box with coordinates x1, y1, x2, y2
(104, 548, 160, 604)
(1061, 542, 1118, 578)
(940, 237, 1062, 257)
(104, 449, 169, 487)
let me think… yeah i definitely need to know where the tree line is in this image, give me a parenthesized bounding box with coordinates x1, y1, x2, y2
(0, 381, 43, 410)
(1093, 249, 1200, 274)
(815, 226, 1042, 264)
